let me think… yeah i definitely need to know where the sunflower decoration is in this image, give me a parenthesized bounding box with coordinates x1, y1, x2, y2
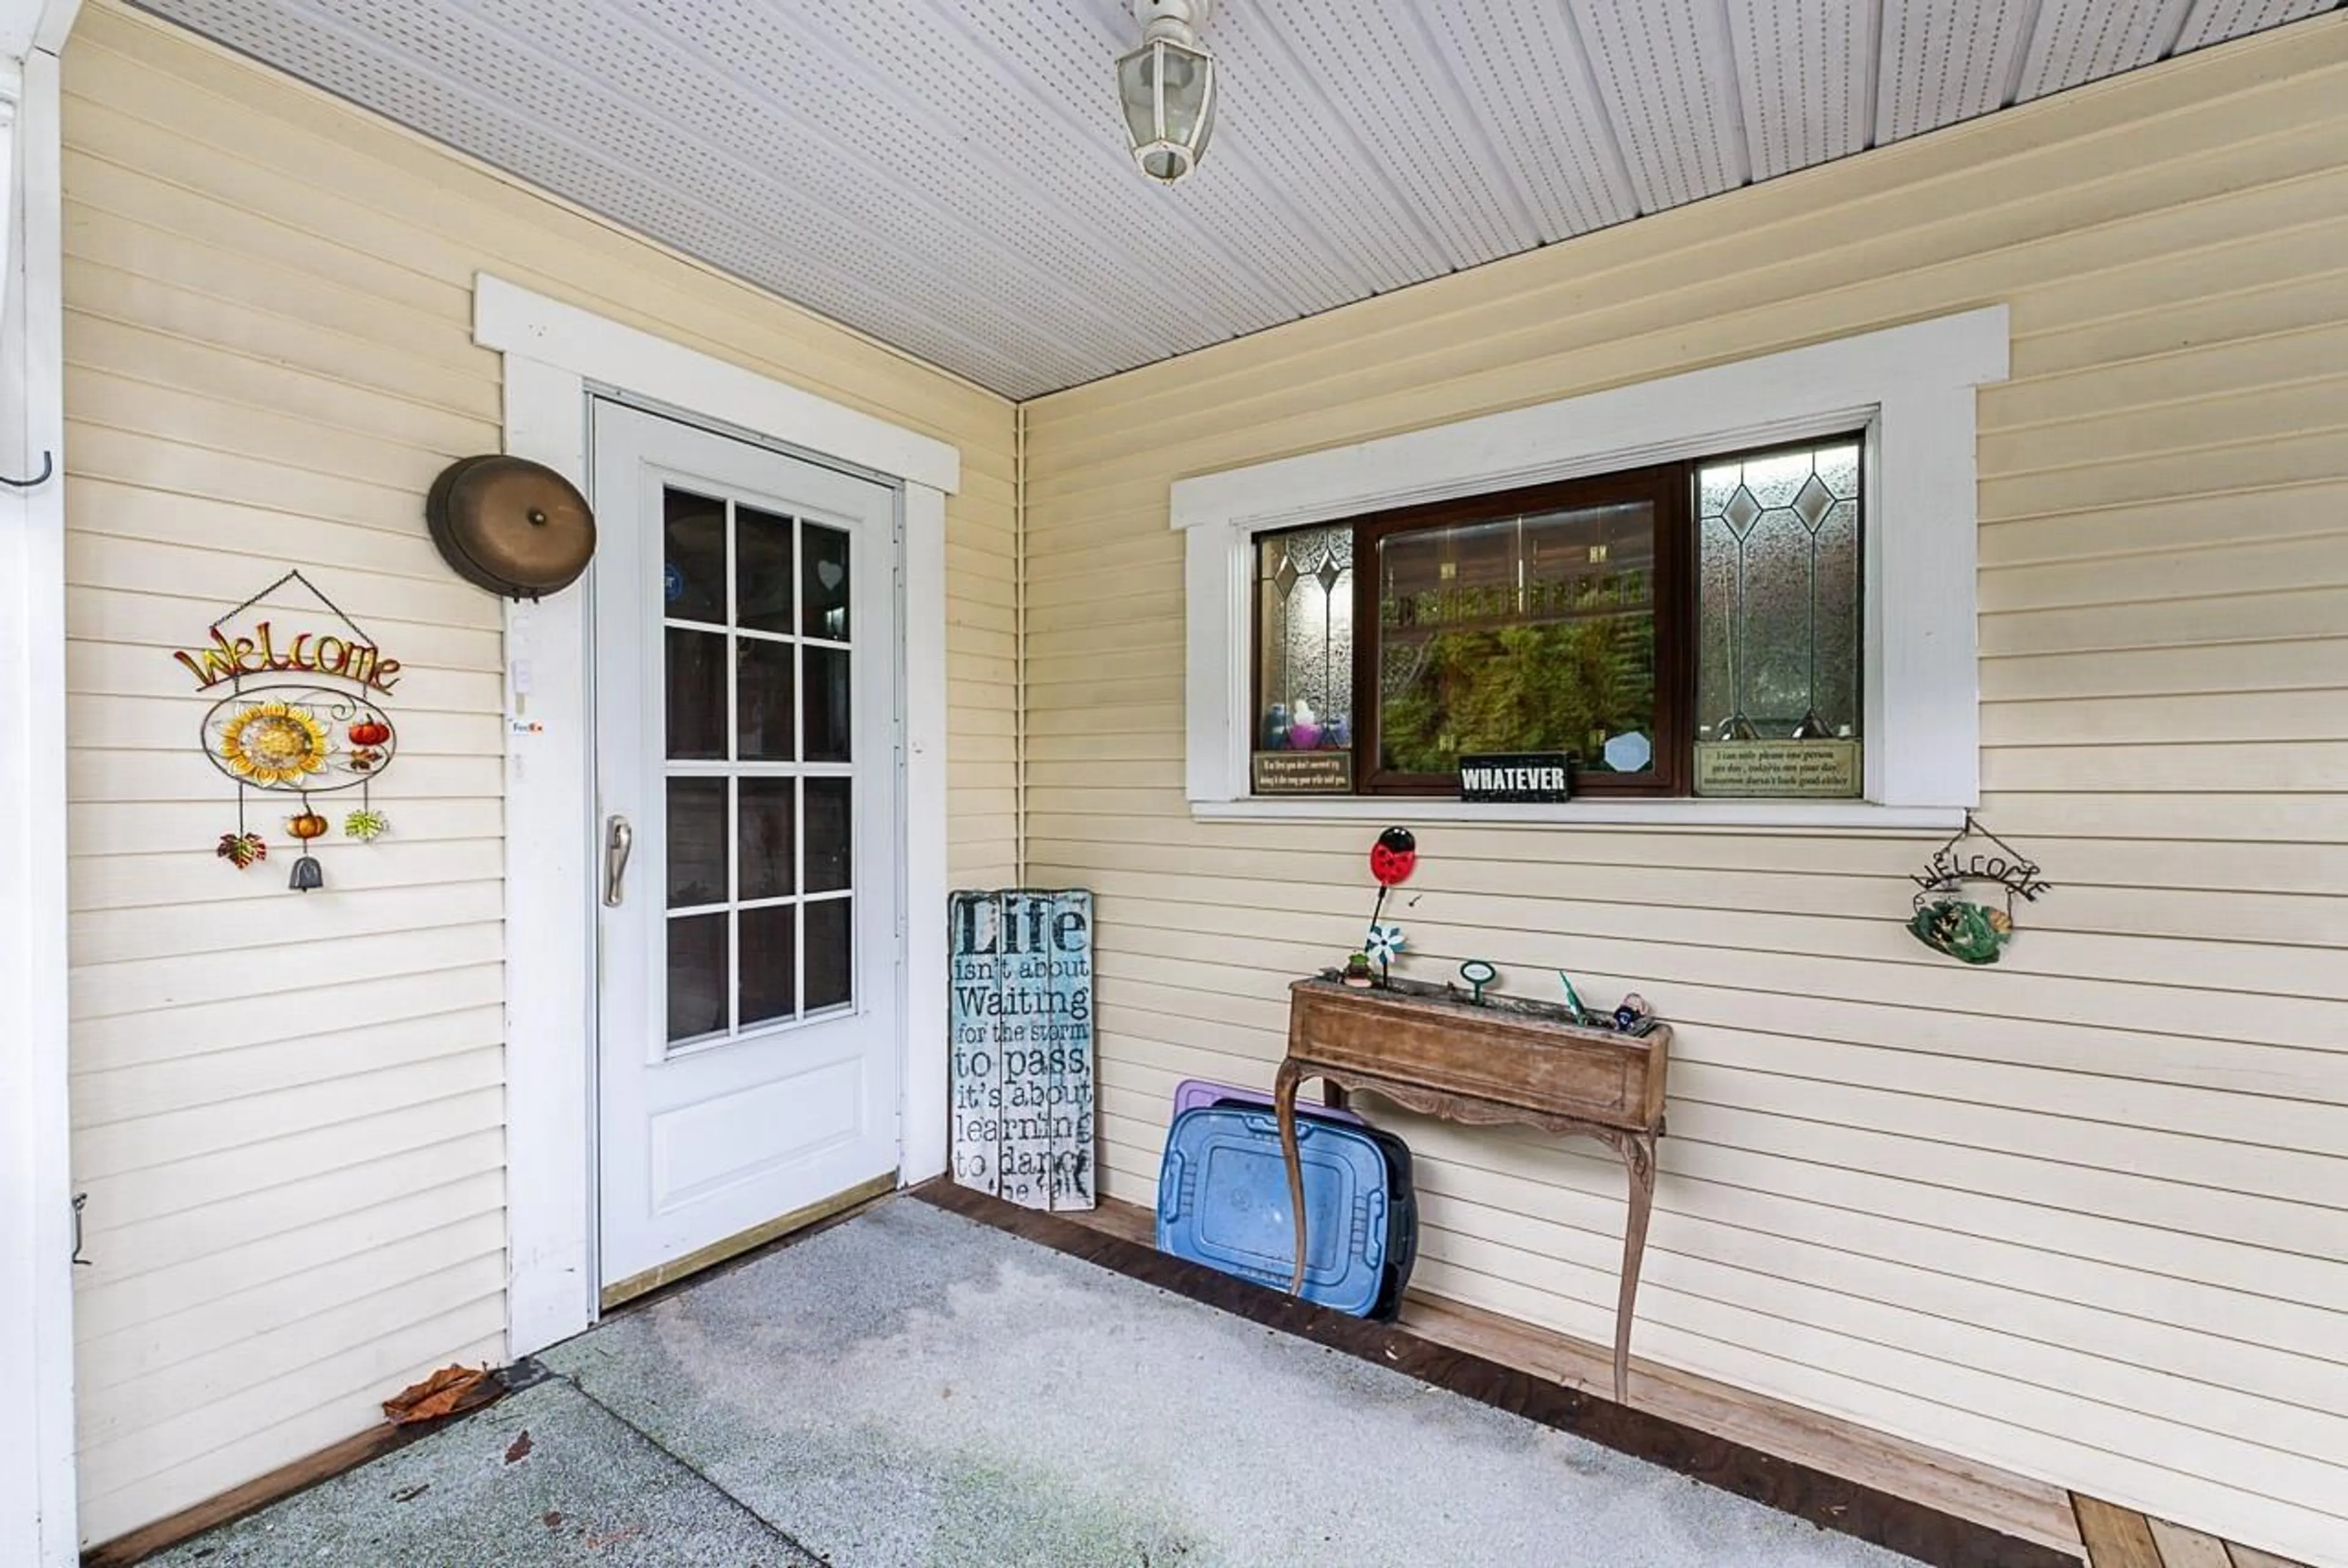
(220, 701, 330, 786)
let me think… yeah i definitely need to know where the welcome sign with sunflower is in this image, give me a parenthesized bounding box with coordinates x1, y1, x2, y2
(177, 570, 400, 891)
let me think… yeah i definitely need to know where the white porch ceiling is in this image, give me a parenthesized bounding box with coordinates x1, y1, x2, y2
(131, 0, 2342, 399)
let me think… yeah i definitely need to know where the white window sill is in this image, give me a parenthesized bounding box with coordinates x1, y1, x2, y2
(1191, 798, 1964, 832)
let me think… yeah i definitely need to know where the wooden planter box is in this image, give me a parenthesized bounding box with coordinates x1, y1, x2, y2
(1278, 974, 1671, 1402)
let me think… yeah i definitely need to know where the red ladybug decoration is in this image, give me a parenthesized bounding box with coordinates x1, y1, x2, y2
(1370, 826, 1417, 888)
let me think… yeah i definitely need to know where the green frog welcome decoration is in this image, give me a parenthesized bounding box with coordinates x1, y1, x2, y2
(1907, 814, 2050, 965)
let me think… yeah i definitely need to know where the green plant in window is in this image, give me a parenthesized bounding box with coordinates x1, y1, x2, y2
(1381, 612, 1654, 774)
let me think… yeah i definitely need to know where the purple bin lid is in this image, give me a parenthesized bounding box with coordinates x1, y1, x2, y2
(1172, 1077, 1364, 1125)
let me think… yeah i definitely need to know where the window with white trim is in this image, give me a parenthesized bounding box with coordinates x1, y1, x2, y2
(1252, 433, 1865, 799)
(1173, 309, 2010, 823)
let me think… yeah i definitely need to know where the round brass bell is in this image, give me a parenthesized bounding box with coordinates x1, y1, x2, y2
(426, 455, 596, 600)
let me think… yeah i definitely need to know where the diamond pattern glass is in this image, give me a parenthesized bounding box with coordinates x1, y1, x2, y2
(1696, 438, 1864, 790)
(1254, 523, 1353, 774)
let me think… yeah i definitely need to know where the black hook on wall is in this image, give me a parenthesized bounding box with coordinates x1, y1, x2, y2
(1, 450, 54, 489)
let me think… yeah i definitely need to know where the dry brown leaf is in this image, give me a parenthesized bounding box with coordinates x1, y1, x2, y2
(382, 1364, 490, 1426)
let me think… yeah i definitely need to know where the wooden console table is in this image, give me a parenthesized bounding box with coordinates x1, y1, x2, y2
(1276, 975, 1669, 1404)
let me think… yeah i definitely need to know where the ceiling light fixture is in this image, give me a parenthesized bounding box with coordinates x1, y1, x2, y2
(1117, 0, 1217, 185)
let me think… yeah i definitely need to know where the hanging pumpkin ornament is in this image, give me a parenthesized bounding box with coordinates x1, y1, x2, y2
(287, 804, 329, 891)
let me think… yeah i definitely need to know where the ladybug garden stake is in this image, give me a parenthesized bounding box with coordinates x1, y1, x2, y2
(1363, 826, 1417, 986)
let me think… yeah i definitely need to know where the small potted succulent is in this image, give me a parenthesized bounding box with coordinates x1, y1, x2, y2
(1341, 951, 1376, 988)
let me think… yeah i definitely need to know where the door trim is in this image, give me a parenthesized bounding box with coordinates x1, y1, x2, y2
(475, 275, 961, 1359)
(3, 22, 84, 1568)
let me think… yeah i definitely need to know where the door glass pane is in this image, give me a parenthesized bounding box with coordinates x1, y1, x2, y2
(737, 506, 796, 635)
(738, 778, 796, 901)
(1377, 502, 1656, 777)
(739, 905, 797, 1027)
(666, 913, 727, 1043)
(653, 473, 862, 1047)
(804, 898, 851, 1012)
(737, 639, 796, 762)
(803, 777, 852, 894)
(666, 778, 727, 908)
(665, 628, 727, 760)
(803, 646, 852, 763)
(803, 523, 851, 641)
(663, 490, 726, 625)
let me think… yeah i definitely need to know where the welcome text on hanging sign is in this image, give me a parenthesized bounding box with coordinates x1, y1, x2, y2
(172, 622, 404, 694)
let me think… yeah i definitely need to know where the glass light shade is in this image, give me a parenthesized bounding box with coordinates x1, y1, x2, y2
(1117, 37, 1216, 183)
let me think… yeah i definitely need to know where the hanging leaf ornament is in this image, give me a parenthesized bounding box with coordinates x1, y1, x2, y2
(344, 808, 389, 843)
(216, 831, 267, 869)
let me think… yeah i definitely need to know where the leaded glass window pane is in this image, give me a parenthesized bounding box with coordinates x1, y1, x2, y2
(1255, 523, 1354, 756)
(1695, 439, 1863, 797)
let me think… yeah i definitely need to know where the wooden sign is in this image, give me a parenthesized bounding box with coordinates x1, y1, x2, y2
(1458, 751, 1571, 803)
(948, 889, 1096, 1211)
(1694, 738, 1861, 798)
(1252, 749, 1351, 795)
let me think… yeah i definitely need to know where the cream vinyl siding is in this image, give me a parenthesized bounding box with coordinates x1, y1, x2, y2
(1023, 19, 2348, 1568)
(60, 2, 1016, 1544)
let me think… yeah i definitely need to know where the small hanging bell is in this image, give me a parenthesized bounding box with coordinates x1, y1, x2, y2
(289, 855, 325, 892)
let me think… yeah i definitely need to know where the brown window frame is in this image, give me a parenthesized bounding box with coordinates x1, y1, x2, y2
(1250, 434, 1864, 799)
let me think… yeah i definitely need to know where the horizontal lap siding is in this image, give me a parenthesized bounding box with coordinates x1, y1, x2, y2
(61, 3, 1015, 1545)
(1022, 21, 2348, 1568)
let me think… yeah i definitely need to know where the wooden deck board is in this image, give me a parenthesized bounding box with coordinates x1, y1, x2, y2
(2226, 1545, 2315, 1568)
(1068, 1195, 2083, 1558)
(2077, 1497, 2167, 1568)
(2147, 1518, 2234, 1568)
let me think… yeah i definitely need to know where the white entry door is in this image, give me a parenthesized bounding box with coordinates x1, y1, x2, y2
(593, 400, 901, 1298)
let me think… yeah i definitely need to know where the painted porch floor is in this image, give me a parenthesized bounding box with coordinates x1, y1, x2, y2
(145, 1196, 1936, 1567)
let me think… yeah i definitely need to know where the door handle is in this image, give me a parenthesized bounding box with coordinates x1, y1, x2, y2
(603, 815, 633, 907)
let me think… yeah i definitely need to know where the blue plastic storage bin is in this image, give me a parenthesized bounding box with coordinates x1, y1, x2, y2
(1156, 1103, 1414, 1319)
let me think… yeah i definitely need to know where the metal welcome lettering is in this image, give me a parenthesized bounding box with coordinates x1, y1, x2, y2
(172, 620, 403, 695)
(948, 889, 1097, 1212)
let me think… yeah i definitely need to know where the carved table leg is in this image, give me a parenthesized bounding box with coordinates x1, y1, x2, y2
(1274, 1058, 1308, 1297)
(1611, 1128, 1659, 1405)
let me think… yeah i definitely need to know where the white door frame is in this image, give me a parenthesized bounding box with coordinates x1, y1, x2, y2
(474, 276, 959, 1357)
(1, 6, 81, 1565)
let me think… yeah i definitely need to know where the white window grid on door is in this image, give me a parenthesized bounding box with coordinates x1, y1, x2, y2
(662, 486, 856, 1053)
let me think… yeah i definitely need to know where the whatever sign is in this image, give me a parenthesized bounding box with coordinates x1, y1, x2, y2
(1458, 751, 1572, 803)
